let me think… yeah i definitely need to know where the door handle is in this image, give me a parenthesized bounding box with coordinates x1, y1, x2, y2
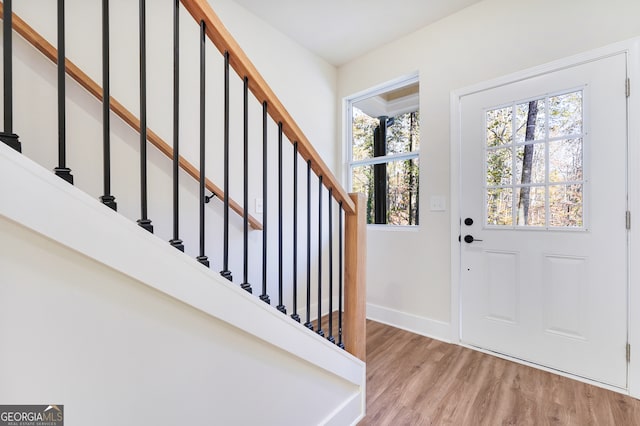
(463, 234, 483, 243)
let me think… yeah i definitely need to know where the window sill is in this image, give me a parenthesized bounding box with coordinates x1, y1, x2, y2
(366, 224, 420, 232)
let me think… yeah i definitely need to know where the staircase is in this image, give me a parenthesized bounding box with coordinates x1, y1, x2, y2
(0, 0, 366, 424)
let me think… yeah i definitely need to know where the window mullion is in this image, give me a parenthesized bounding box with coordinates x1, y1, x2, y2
(350, 151, 420, 167)
(545, 95, 550, 229)
(512, 102, 517, 226)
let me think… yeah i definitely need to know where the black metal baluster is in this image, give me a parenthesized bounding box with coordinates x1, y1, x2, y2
(304, 160, 313, 330)
(196, 20, 209, 267)
(327, 189, 335, 343)
(169, 0, 183, 251)
(137, 0, 153, 232)
(99, 0, 116, 211)
(220, 51, 232, 281)
(291, 142, 300, 323)
(0, 0, 21, 152)
(240, 76, 252, 293)
(54, 0, 73, 184)
(259, 102, 270, 303)
(338, 201, 345, 349)
(276, 122, 286, 314)
(316, 176, 324, 337)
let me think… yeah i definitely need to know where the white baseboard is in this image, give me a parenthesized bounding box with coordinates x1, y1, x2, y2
(366, 303, 451, 343)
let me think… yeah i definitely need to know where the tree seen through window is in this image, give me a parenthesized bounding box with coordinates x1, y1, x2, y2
(351, 107, 420, 225)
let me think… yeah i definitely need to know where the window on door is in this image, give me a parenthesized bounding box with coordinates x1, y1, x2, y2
(348, 77, 420, 226)
(485, 89, 584, 229)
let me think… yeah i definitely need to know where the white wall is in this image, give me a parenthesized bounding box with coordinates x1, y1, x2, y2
(338, 0, 640, 339)
(0, 144, 365, 425)
(0, 217, 358, 425)
(7, 0, 340, 319)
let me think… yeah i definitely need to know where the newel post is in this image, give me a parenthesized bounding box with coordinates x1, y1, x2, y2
(344, 192, 366, 361)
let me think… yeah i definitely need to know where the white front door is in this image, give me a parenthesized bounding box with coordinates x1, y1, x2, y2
(459, 53, 628, 388)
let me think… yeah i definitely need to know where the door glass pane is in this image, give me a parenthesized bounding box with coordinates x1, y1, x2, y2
(549, 184, 583, 227)
(549, 91, 582, 138)
(484, 88, 585, 229)
(487, 188, 513, 225)
(549, 138, 583, 183)
(516, 186, 545, 226)
(486, 107, 512, 147)
(515, 99, 546, 142)
(515, 143, 545, 184)
(486, 148, 513, 186)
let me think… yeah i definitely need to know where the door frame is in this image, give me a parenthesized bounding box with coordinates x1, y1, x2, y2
(450, 37, 640, 397)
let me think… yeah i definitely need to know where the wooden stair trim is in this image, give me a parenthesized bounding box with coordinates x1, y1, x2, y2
(181, 0, 356, 215)
(1, 2, 262, 230)
(344, 193, 367, 361)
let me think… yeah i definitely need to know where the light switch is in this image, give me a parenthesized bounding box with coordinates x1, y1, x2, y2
(430, 195, 446, 212)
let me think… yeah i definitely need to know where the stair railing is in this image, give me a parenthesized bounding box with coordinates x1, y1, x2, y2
(0, 0, 20, 152)
(0, 0, 366, 361)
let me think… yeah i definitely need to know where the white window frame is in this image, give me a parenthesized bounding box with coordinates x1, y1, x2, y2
(343, 73, 420, 226)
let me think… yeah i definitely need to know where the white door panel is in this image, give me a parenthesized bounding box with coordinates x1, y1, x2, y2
(460, 53, 628, 387)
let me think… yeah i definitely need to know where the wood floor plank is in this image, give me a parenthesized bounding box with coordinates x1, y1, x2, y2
(359, 320, 640, 425)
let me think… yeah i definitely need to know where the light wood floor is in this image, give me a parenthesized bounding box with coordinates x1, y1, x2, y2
(359, 320, 640, 425)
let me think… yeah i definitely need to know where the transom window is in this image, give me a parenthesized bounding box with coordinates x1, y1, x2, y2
(485, 89, 585, 229)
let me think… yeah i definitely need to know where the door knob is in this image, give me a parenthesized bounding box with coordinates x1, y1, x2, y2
(464, 218, 473, 226)
(463, 234, 483, 243)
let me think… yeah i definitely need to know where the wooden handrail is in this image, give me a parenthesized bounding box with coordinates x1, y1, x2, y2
(0, 2, 262, 231)
(7, 0, 366, 360)
(181, 0, 356, 215)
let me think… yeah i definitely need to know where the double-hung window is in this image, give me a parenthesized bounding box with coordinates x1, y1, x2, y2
(348, 78, 420, 226)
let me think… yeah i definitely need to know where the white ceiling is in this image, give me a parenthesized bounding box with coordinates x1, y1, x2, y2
(232, 0, 483, 66)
